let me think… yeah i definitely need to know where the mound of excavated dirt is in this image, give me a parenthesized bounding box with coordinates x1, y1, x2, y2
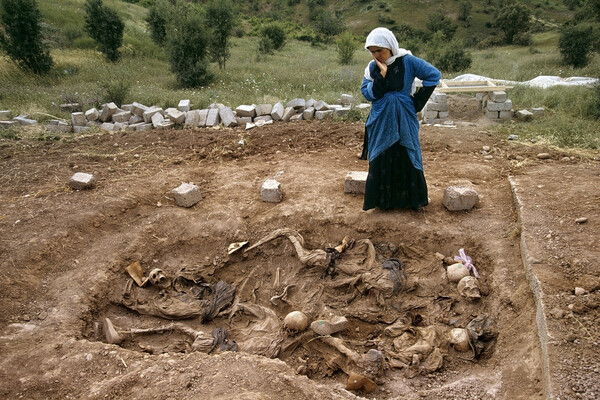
(0, 95, 598, 399)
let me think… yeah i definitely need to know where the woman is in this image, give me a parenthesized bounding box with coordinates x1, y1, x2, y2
(361, 27, 441, 211)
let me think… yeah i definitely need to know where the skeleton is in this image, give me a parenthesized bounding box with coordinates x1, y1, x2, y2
(148, 268, 171, 289)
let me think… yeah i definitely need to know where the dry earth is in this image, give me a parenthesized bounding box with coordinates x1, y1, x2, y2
(0, 95, 598, 399)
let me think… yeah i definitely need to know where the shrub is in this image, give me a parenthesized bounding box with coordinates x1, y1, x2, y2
(426, 10, 458, 39)
(336, 31, 357, 65)
(146, 5, 167, 45)
(513, 31, 533, 46)
(167, 15, 213, 88)
(436, 41, 472, 72)
(311, 9, 345, 37)
(494, 1, 531, 44)
(84, 0, 125, 62)
(259, 22, 286, 54)
(558, 23, 594, 67)
(458, 0, 472, 22)
(102, 79, 131, 106)
(586, 81, 600, 119)
(0, 0, 54, 74)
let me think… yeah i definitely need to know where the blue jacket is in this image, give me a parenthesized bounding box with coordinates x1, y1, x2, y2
(361, 54, 441, 169)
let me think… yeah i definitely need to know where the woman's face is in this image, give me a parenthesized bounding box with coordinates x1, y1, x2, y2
(367, 46, 392, 63)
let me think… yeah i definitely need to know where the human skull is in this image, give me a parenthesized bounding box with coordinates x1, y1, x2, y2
(284, 311, 309, 333)
(148, 268, 171, 289)
(457, 276, 481, 300)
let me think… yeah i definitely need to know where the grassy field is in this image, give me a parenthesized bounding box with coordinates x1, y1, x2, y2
(0, 0, 599, 150)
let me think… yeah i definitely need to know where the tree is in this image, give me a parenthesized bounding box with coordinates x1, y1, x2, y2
(205, 0, 237, 70)
(0, 0, 53, 74)
(436, 40, 472, 72)
(559, 23, 594, 67)
(336, 31, 357, 64)
(167, 15, 213, 88)
(146, 5, 167, 45)
(311, 9, 345, 37)
(84, 0, 124, 62)
(494, 1, 531, 44)
(258, 22, 286, 54)
(426, 10, 458, 39)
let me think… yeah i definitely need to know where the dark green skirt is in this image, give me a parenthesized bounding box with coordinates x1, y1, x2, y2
(363, 141, 428, 211)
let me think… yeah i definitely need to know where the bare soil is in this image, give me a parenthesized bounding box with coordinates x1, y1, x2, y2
(0, 95, 598, 399)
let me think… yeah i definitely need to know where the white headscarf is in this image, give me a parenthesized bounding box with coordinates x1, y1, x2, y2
(364, 27, 412, 80)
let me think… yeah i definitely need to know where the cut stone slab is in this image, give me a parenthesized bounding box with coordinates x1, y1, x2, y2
(129, 115, 143, 125)
(334, 107, 351, 116)
(197, 109, 209, 127)
(340, 94, 354, 106)
(219, 107, 237, 127)
(143, 106, 164, 123)
(443, 186, 480, 211)
(14, 115, 37, 125)
(430, 92, 447, 104)
(100, 122, 116, 132)
(287, 98, 306, 109)
(302, 107, 315, 120)
(59, 103, 80, 112)
(172, 182, 202, 207)
(157, 121, 174, 130)
(315, 110, 334, 120)
(69, 172, 96, 190)
(45, 122, 70, 133)
(271, 102, 284, 121)
(255, 104, 273, 116)
(282, 107, 296, 122)
(131, 102, 148, 117)
(73, 126, 90, 133)
(0, 110, 11, 119)
(236, 116, 253, 125)
(314, 100, 329, 111)
(178, 99, 190, 112)
(121, 104, 133, 112)
(206, 108, 220, 127)
(85, 108, 100, 122)
(184, 110, 200, 127)
(516, 109, 533, 121)
(425, 101, 449, 112)
(499, 110, 513, 120)
(531, 107, 545, 117)
(486, 99, 513, 112)
(489, 91, 507, 102)
(151, 112, 164, 128)
(306, 98, 316, 108)
(112, 111, 132, 124)
(356, 103, 371, 110)
(261, 179, 283, 203)
(254, 115, 273, 124)
(290, 113, 303, 121)
(135, 123, 153, 131)
(344, 171, 368, 194)
(235, 105, 256, 118)
(99, 102, 118, 122)
(167, 109, 185, 124)
(71, 112, 87, 127)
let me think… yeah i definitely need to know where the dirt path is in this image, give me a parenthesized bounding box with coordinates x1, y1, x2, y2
(0, 96, 598, 399)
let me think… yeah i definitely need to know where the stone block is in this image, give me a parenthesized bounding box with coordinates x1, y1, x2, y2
(261, 179, 283, 203)
(157, 121, 174, 130)
(531, 107, 545, 117)
(290, 113, 303, 121)
(475, 93, 488, 101)
(129, 115, 143, 125)
(99, 102, 118, 122)
(235, 105, 256, 118)
(0, 110, 11, 119)
(131, 102, 148, 117)
(488, 91, 506, 102)
(69, 172, 96, 190)
(438, 111, 450, 119)
(254, 115, 273, 124)
(121, 104, 133, 112)
(71, 112, 87, 127)
(172, 182, 202, 208)
(430, 92, 447, 104)
(271, 102, 284, 120)
(167, 109, 185, 124)
(356, 103, 371, 110)
(178, 99, 190, 112)
(314, 100, 329, 111)
(209, 103, 225, 110)
(60, 103, 80, 112)
(14, 115, 37, 125)
(86, 121, 100, 127)
(45, 122, 70, 133)
(112, 111, 132, 124)
(0, 120, 18, 128)
(73, 126, 90, 133)
(255, 104, 273, 116)
(85, 108, 100, 122)
(426, 101, 448, 112)
(423, 110, 439, 119)
(197, 109, 209, 127)
(443, 186, 479, 211)
(282, 107, 296, 122)
(100, 122, 116, 132)
(135, 123, 153, 131)
(205, 108, 220, 126)
(219, 107, 237, 127)
(485, 110, 500, 119)
(287, 98, 306, 109)
(151, 112, 164, 128)
(334, 107, 351, 116)
(237, 117, 253, 125)
(315, 110, 334, 120)
(306, 98, 316, 108)
(498, 110, 513, 120)
(344, 171, 368, 194)
(340, 94, 354, 106)
(184, 110, 200, 127)
(302, 107, 315, 120)
(114, 122, 128, 131)
(515, 109, 533, 121)
(486, 99, 512, 111)
(143, 106, 164, 123)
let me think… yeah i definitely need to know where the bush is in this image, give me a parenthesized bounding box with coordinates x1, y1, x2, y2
(426, 10, 458, 39)
(84, 0, 124, 62)
(494, 1, 531, 44)
(586, 81, 600, 119)
(559, 23, 594, 67)
(259, 22, 286, 54)
(102, 79, 131, 106)
(458, 0, 472, 22)
(167, 15, 213, 88)
(311, 9, 345, 37)
(513, 31, 533, 46)
(436, 41, 472, 72)
(336, 31, 357, 65)
(0, 0, 54, 74)
(146, 5, 167, 45)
